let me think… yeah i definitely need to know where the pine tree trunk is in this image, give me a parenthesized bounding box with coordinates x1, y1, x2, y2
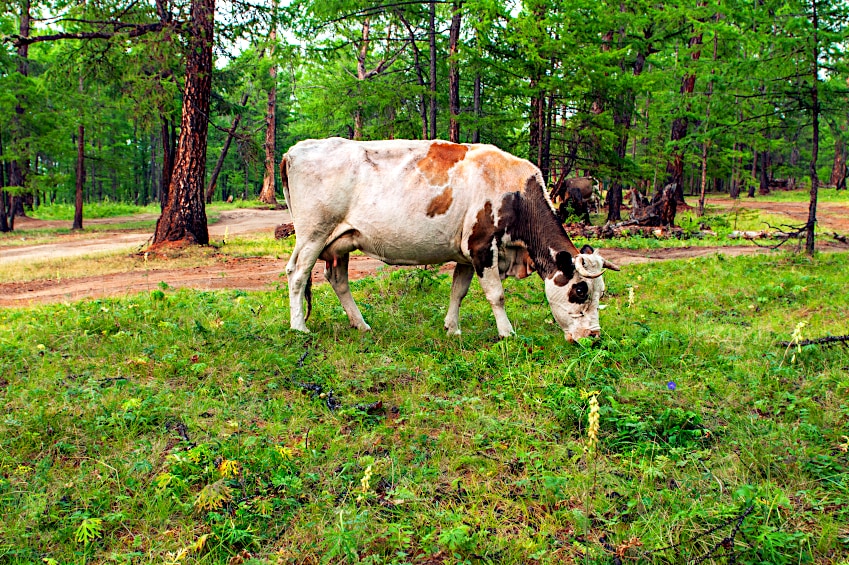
(8, 0, 31, 222)
(831, 134, 846, 189)
(448, 1, 462, 143)
(206, 92, 249, 203)
(472, 73, 481, 143)
(259, 4, 279, 206)
(0, 129, 8, 232)
(151, 0, 214, 248)
(73, 124, 85, 230)
(806, 0, 819, 256)
(160, 117, 175, 209)
(666, 26, 703, 203)
(428, 1, 437, 139)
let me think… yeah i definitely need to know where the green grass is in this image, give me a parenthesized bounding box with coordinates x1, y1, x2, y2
(749, 188, 849, 204)
(30, 202, 162, 221)
(2, 252, 848, 564)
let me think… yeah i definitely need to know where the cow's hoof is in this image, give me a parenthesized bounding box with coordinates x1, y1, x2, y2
(291, 326, 310, 333)
(444, 322, 461, 336)
(353, 323, 372, 332)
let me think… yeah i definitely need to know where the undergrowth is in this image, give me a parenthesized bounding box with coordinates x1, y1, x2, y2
(1, 253, 848, 564)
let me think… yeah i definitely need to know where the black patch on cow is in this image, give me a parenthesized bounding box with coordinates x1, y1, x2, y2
(568, 281, 590, 303)
(580, 244, 594, 255)
(495, 176, 580, 281)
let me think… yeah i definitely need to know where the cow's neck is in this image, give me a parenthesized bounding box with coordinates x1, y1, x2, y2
(503, 177, 581, 279)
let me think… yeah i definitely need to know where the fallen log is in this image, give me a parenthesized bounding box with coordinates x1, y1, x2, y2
(727, 230, 795, 240)
(777, 335, 849, 347)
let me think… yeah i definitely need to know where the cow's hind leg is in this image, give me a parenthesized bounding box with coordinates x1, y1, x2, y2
(477, 265, 515, 338)
(286, 240, 325, 332)
(325, 253, 371, 331)
(444, 263, 474, 336)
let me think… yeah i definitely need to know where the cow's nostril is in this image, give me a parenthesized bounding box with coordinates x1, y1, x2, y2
(589, 330, 600, 338)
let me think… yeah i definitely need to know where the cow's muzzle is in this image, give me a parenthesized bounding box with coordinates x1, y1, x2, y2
(565, 329, 601, 343)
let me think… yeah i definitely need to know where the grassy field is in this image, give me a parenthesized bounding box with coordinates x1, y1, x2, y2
(1, 251, 848, 564)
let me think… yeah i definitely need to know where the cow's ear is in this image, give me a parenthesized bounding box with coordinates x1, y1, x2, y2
(580, 244, 594, 255)
(555, 251, 574, 277)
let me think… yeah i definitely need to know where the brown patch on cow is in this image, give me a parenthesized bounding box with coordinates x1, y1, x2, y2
(426, 187, 453, 217)
(553, 273, 571, 287)
(417, 142, 468, 185)
(468, 201, 497, 276)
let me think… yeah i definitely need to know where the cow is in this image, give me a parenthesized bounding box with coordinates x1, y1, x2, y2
(549, 176, 601, 224)
(280, 138, 620, 342)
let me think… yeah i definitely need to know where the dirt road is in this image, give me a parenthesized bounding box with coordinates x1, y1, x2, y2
(0, 245, 813, 307)
(1, 200, 847, 307)
(0, 209, 292, 265)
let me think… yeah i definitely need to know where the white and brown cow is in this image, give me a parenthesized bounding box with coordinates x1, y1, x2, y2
(280, 138, 619, 341)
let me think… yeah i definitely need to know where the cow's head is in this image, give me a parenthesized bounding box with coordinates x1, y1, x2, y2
(544, 245, 618, 342)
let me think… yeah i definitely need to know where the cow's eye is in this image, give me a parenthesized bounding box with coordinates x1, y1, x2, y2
(568, 281, 590, 304)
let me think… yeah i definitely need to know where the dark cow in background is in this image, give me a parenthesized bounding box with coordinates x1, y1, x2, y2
(280, 138, 620, 342)
(549, 176, 600, 224)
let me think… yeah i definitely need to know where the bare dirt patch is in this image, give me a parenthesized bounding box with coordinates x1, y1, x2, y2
(0, 209, 291, 264)
(2, 200, 847, 308)
(0, 245, 813, 308)
(705, 196, 849, 232)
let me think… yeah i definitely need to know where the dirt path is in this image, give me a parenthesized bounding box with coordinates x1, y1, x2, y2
(2, 199, 847, 307)
(704, 196, 849, 232)
(0, 209, 292, 265)
(1, 245, 831, 308)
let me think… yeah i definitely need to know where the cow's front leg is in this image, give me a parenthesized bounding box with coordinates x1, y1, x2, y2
(325, 253, 371, 331)
(444, 263, 474, 336)
(477, 265, 514, 338)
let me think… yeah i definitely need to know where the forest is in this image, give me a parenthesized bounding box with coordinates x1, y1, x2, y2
(1, 0, 847, 250)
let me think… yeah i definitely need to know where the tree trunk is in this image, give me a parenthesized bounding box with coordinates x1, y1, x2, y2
(151, 0, 214, 248)
(160, 117, 176, 208)
(747, 148, 757, 197)
(73, 124, 85, 230)
(806, 0, 819, 256)
(448, 1, 462, 143)
(8, 0, 31, 221)
(428, 1, 437, 139)
(472, 73, 481, 143)
(206, 92, 249, 203)
(259, 2, 279, 206)
(666, 25, 704, 203)
(831, 131, 846, 189)
(0, 130, 8, 233)
(399, 12, 429, 139)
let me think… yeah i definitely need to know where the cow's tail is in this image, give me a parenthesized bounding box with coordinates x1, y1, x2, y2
(279, 154, 291, 213)
(304, 277, 313, 322)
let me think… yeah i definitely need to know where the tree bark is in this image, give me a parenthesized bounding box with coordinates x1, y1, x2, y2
(73, 124, 85, 230)
(428, 1, 437, 139)
(831, 129, 846, 189)
(806, 0, 819, 256)
(666, 24, 704, 204)
(259, 1, 279, 206)
(8, 0, 32, 223)
(472, 73, 481, 143)
(448, 1, 462, 143)
(160, 117, 176, 208)
(0, 130, 8, 232)
(398, 12, 429, 139)
(151, 0, 214, 248)
(206, 92, 249, 203)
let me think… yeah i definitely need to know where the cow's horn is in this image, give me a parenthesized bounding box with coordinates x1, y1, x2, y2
(575, 255, 604, 279)
(601, 258, 621, 271)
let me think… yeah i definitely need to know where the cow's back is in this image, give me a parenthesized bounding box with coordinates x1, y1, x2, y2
(282, 138, 541, 265)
